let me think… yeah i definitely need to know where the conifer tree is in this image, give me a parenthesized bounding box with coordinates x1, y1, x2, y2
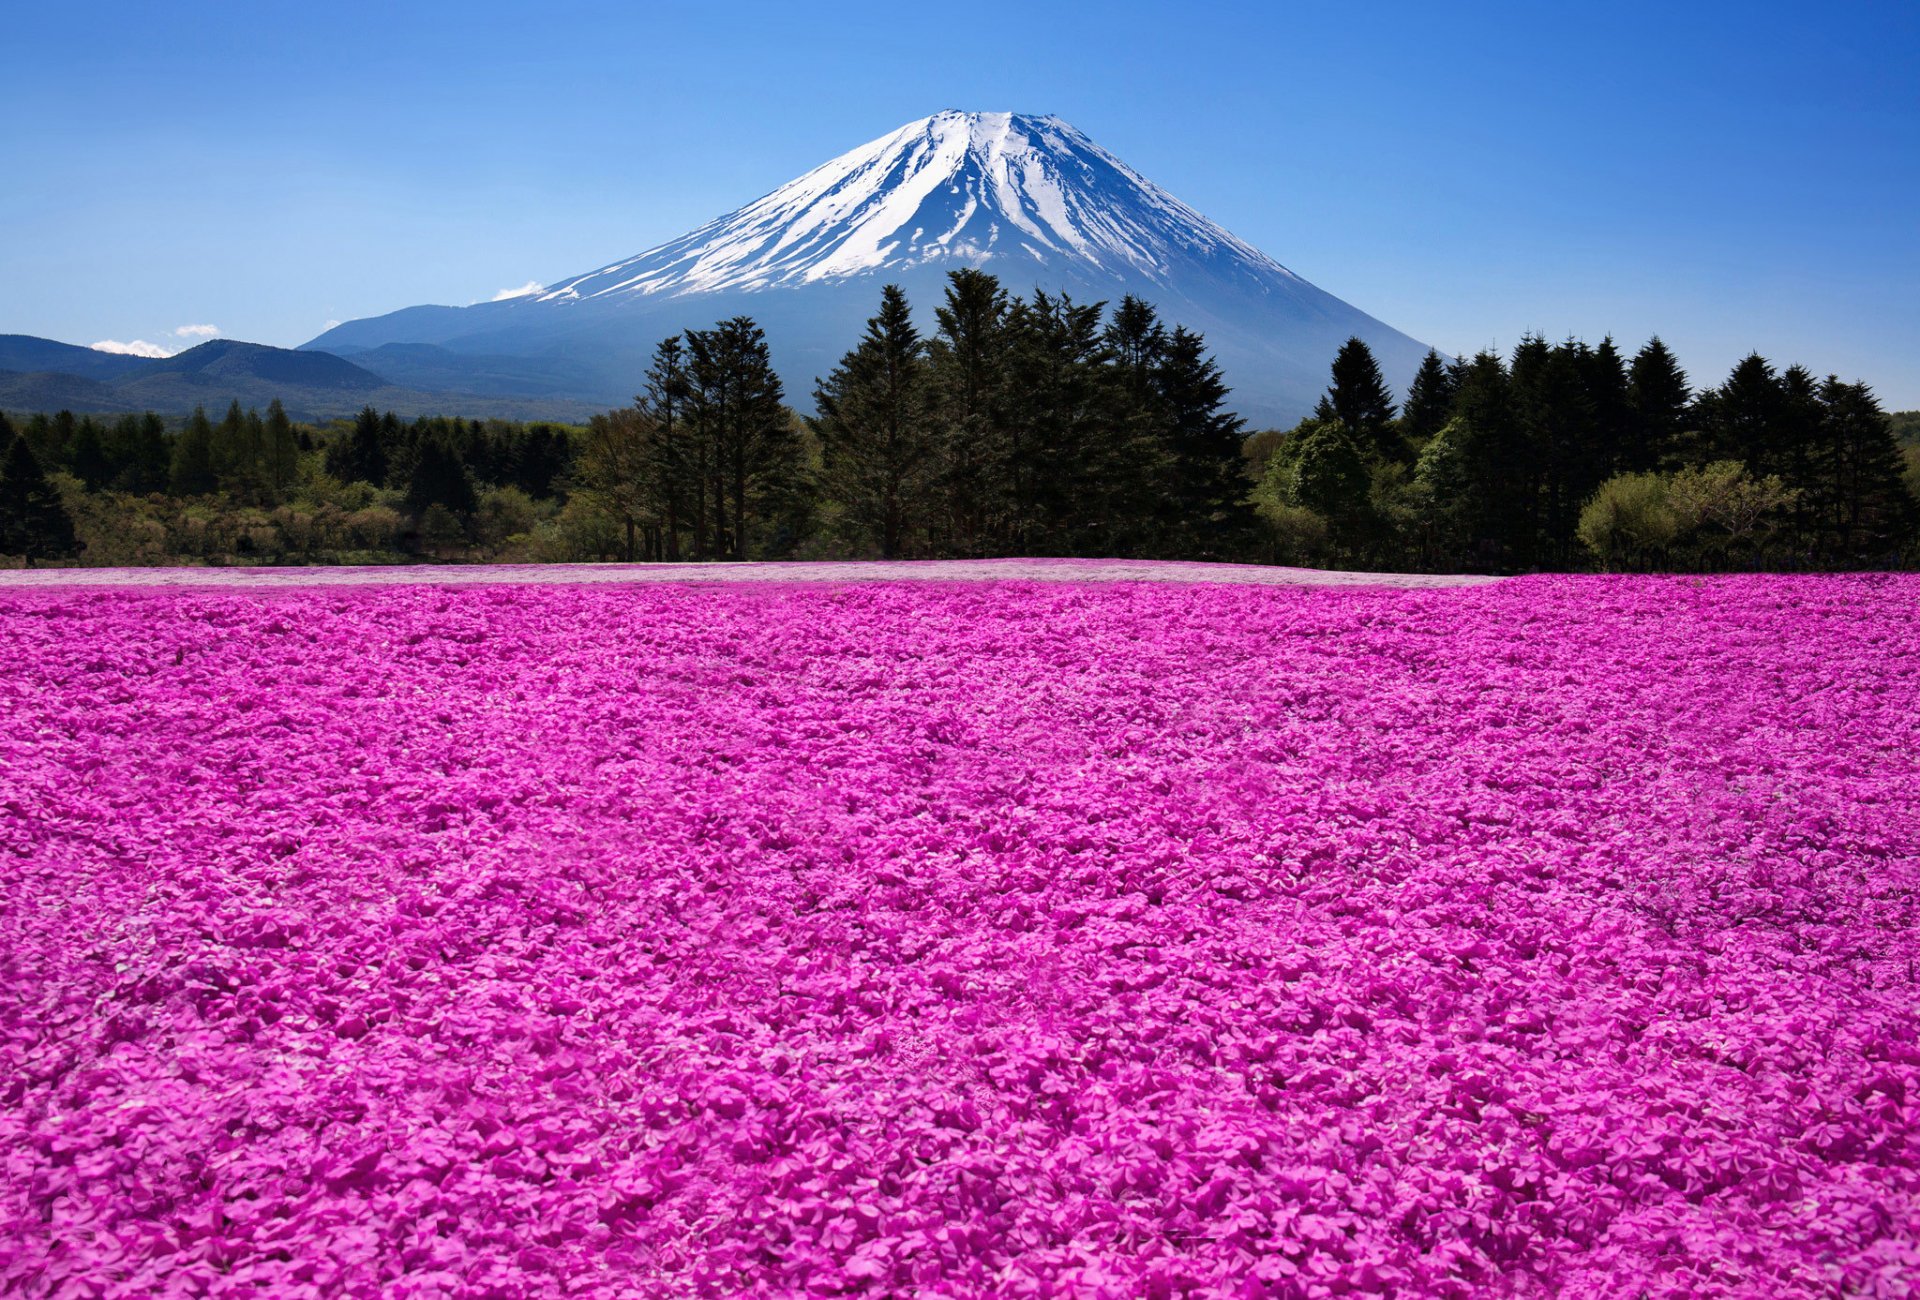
(264, 399, 300, 496)
(1156, 325, 1251, 556)
(68, 419, 113, 491)
(404, 436, 477, 521)
(639, 336, 693, 559)
(169, 406, 218, 496)
(1319, 337, 1400, 462)
(1582, 337, 1633, 477)
(927, 268, 1012, 554)
(0, 435, 78, 562)
(1813, 378, 1917, 559)
(683, 317, 801, 560)
(1627, 337, 1691, 470)
(1400, 350, 1456, 445)
(1698, 353, 1783, 472)
(326, 406, 388, 486)
(813, 284, 934, 558)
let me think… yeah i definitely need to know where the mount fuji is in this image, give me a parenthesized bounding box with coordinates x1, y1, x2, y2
(306, 111, 1436, 425)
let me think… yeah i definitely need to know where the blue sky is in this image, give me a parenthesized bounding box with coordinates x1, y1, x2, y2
(3, 0, 1916, 406)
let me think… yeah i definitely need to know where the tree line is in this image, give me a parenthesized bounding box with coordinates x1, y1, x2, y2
(573, 272, 1250, 564)
(3, 273, 1916, 570)
(1251, 336, 1917, 571)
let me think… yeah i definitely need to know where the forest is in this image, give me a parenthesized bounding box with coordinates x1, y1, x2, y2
(3, 268, 1916, 572)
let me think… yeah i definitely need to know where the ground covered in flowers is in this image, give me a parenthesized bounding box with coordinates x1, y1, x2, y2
(3, 574, 1917, 1298)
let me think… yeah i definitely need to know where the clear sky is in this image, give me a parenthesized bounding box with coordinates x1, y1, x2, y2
(3, 0, 1916, 406)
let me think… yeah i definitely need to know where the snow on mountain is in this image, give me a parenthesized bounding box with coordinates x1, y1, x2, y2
(307, 111, 1436, 425)
(536, 112, 1298, 300)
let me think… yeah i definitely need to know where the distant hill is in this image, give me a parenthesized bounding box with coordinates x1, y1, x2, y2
(0, 335, 151, 382)
(0, 336, 604, 422)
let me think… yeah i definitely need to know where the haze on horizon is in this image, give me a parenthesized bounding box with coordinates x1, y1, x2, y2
(3, 0, 1916, 408)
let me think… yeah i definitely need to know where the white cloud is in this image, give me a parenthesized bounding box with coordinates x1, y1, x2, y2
(490, 280, 545, 301)
(91, 339, 175, 358)
(173, 323, 220, 339)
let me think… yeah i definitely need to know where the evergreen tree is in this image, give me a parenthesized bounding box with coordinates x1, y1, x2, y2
(1698, 353, 1783, 471)
(1627, 336, 1691, 470)
(1002, 291, 1139, 553)
(0, 435, 78, 562)
(68, 419, 113, 491)
(1813, 378, 1917, 559)
(1156, 325, 1251, 556)
(813, 284, 934, 558)
(109, 412, 170, 493)
(1400, 349, 1456, 445)
(1318, 337, 1400, 462)
(404, 436, 478, 520)
(326, 406, 388, 486)
(263, 399, 300, 496)
(639, 336, 693, 559)
(1582, 337, 1633, 477)
(169, 406, 218, 495)
(683, 317, 802, 560)
(927, 268, 1012, 554)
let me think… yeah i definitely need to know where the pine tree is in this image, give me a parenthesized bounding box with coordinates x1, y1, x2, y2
(813, 284, 934, 558)
(683, 317, 801, 560)
(1582, 337, 1633, 478)
(68, 419, 113, 491)
(1156, 325, 1251, 557)
(263, 399, 300, 496)
(326, 406, 388, 486)
(0, 435, 78, 563)
(169, 406, 218, 495)
(1813, 378, 1917, 560)
(927, 268, 1012, 555)
(1320, 337, 1400, 462)
(639, 336, 694, 559)
(1400, 350, 1456, 445)
(1699, 354, 1783, 472)
(404, 436, 478, 520)
(1627, 337, 1691, 471)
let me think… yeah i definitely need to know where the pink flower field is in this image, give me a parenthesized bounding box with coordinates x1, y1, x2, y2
(3, 574, 1918, 1299)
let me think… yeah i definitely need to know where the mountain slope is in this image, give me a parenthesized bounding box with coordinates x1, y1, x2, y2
(0, 336, 603, 422)
(307, 111, 1436, 425)
(0, 335, 152, 383)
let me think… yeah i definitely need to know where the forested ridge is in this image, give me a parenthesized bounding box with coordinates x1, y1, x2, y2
(4, 270, 1915, 571)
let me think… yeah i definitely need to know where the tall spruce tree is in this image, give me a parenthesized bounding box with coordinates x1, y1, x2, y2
(326, 406, 389, 487)
(1156, 325, 1251, 556)
(683, 317, 801, 561)
(404, 436, 477, 520)
(264, 399, 300, 496)
(1627, 336, 1691, 471)
(813, 285, 934, 558)
(1318, 337, 1400, 462)
(639, 336, 694, 559)
(1699, 353, 1784, 472)
(1401, 350, 1457, 445)
(1813, 378, 1917, 559)
(169, 406, 218, 496)
(0, 435, 78, 562)
(927, 268, 1012, 554)
(68, 419, 114, 491)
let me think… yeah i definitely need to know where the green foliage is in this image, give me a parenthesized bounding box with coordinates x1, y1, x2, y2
(1577, 472, 1678, 571)
(169, 406, 219, 496)
(1318, 337, 1400, 462)
(813, 284, 935, 558)
(0, 435, 79, 562)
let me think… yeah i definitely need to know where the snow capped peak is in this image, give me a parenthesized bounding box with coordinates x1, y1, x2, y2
(533, 111, 1300, 302)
